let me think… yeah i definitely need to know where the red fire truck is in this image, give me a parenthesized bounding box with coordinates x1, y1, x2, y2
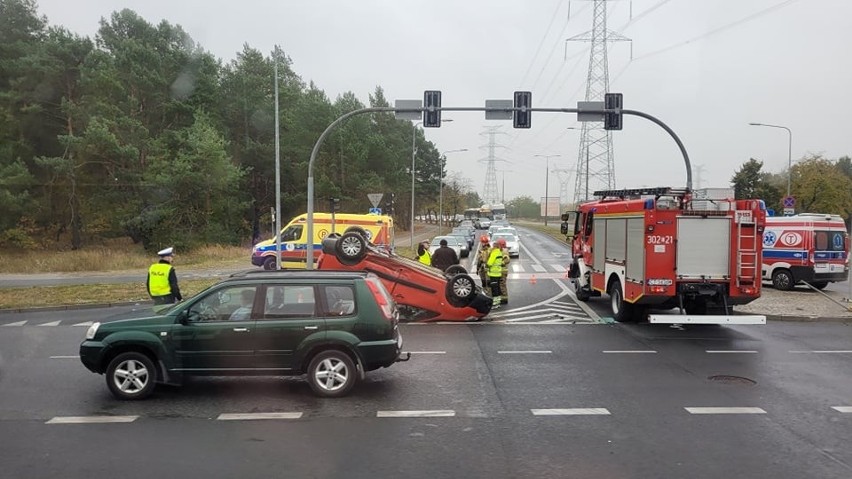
(561, 187, 767, 324)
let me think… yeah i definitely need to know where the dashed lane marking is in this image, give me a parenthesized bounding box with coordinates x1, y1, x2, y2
(831, 407, 852, 413)
(497, 350, 552, 354)
(46, 416, 138, 424)
(706, 350, 759, 354)
(789, 350, 852, 354)
(602, 350, 657, 354)
(377, 410, 456, 418)
(50, 355, 80, 359)
(72, 321, 93, 327)
(531, 408, 611, 416)
(408, 351, 447, 354)
(685, 407, 766, 415)
(217, 412, 302, 421)
(38, 321, 61, 327)
(1, 320, 27, 327)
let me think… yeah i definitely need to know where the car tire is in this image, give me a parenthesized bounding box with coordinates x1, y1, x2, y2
(772, 269, 795, 290)
(446, 273, 476, 307)
(334, 232, 367, 266)
(445, 265, 468, 277)
(307, 350, 358, 398)
(106, 351, 157, 400)
(344, 226, 369, 240)
(608, 279, 637, 323)
(262, 256, 278, 270)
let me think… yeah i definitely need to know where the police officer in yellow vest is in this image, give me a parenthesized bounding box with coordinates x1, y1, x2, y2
(486, 241, 504, 308)
(147, 247, 183, 305)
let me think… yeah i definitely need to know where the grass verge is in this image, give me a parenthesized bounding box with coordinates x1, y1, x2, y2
(0, 279, 219, 310)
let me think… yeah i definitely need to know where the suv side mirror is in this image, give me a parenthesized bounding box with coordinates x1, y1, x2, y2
(560, 222, 569, 235)
(178, 310, 200, 325)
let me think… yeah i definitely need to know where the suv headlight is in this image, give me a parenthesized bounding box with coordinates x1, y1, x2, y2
(85, 322, 100, 340)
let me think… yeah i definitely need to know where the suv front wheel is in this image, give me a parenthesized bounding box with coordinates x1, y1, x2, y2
(307, 350, 358, 398)
(106, 351, 157, 400)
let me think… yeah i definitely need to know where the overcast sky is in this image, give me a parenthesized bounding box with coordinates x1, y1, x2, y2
(35, 0, 852, 205)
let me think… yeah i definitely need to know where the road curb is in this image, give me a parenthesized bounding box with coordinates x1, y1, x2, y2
(0, 301, 148, 315)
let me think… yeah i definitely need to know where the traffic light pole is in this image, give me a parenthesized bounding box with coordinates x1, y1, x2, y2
(305, 104, 691, 269)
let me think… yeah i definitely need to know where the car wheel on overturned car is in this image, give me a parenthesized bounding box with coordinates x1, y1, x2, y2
(334, 232, 367, 266)
(307, 350, 358, 398)
(445, 273, 476, 308)
(445, 264, 468, 277)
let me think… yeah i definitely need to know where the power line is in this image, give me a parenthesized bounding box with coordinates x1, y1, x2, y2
(634, 0, 802, 62)
(517, 0, 566, 87)
(527, 1, 592, 91)
(614, 0, 675, 32)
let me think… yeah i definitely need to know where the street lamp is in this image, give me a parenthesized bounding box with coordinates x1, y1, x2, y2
(748, 122, 793, 198)
(411, 119, 454, 246)
(438, 148, 468, 234)
(535, 154, 561, 226)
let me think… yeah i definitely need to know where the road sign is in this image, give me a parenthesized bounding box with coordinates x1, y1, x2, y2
(783, 207, 795, 216)
(783, 196, 795, 208)
(367, 193, 383, 207)
(577, 101, 605, 122)
(394, 99, 422, 121)
(485, 99, 513, 120)
(368, 207, 382, 215)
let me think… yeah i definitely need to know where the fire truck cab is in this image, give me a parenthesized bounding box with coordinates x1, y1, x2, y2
(561, 187, 767, 325)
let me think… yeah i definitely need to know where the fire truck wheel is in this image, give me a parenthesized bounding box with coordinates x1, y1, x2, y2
(771, 269, 795, 291)
(608, 279, 638, 323)
(576, 287, 591, 302)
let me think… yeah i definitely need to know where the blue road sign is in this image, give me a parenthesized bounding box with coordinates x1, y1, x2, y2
(783, 196, 795, 208)
(368, 207, 382, 215)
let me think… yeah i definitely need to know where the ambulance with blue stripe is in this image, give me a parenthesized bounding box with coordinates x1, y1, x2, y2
(761, 213, 849, 290)
(252, 213, 394, 270)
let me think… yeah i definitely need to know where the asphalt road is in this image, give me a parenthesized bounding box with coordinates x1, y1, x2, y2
(1, 310, 850, 478)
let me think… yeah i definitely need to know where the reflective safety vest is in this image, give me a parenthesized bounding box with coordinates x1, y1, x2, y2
(486, 248, 503, 277)
(148, 263, 173, 296)
(418, 250, 432, 266)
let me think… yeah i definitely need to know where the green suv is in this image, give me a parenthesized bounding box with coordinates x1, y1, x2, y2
(80, 270, 407, 399)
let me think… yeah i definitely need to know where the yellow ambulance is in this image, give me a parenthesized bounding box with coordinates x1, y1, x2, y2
(251, 213, 394, 269)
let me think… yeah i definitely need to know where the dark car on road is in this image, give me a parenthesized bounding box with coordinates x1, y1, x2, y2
(80, 270, 407, 400)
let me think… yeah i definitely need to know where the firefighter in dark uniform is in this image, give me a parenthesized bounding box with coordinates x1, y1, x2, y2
(147, 247, 183, 305)
(474, 235, 491, 289)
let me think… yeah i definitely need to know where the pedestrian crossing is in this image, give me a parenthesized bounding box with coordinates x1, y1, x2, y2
(489, 298, 597, 324)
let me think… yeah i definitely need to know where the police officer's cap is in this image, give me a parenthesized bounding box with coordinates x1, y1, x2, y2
(157, 247, 174, 257)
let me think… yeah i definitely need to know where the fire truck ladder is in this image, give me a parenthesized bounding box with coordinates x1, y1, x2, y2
(736, 217, 759, 287)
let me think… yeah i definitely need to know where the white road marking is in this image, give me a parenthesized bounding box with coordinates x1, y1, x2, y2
(50, 355, 80, 359)
(551, 264, 567, 272)
(789, 350, 852, 354)
(520, 242, 543, 265)
(531, 408, 610, 416)
(46, 416, 138, 424)
(72, 321, 94, 327)
(408, 351, 447, 354)
(531, 264, 547, 272)
(2, 320, 27, 327)
(377, 410, 455, 418)
(602, 350, 657, 354)
(512, 264, 524, 273)
(497, 350, 552, 354)
(706, 350, 759, 354)
(831, 406, 852, 413)
(38, 321, 61, 327)
(685, 407, 766, 415)
(217, 412, 302, 421)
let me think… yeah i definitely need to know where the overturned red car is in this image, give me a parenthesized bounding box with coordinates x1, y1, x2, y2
(318, 232, 492, 322)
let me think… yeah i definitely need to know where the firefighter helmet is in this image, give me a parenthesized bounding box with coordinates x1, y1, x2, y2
(480, 235, 490, 244)
(496, 238, 507, 248)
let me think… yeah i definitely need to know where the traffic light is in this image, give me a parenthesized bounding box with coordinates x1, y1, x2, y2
(513, 91, 532, 129)
(604, 92, 623, 131)
(383, 193, 395, 215)
(423, 90, 441, 128)
(330, 197, 340, 212)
